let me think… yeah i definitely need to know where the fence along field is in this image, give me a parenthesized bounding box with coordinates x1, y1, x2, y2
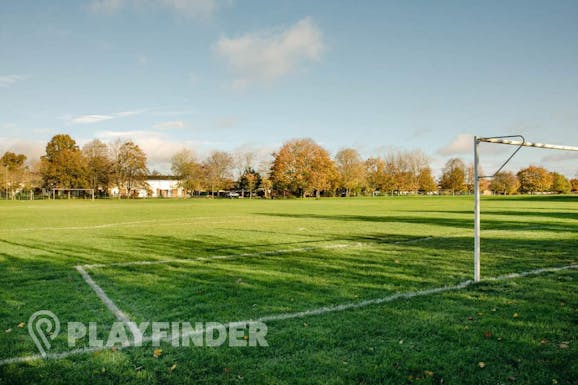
(0, 196, 576, 384)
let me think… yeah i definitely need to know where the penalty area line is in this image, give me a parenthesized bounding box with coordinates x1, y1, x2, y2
(75, 266, 140, 338)
(1, 263, 575, 366)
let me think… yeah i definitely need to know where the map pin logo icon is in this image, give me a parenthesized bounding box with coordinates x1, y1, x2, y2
(28, 310, 60, 358)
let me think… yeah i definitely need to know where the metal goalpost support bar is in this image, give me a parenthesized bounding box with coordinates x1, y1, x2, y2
(473, 135, 578, 282)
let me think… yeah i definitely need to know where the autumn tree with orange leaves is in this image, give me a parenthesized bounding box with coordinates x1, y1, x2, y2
(270, 138, 337, 198)
(335, 148, 365, 197)
(517, 166, 553, 194)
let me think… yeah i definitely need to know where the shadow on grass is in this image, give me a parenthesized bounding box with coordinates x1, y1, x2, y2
(1, 268, 576, 385)
(255, 212, 578, 233)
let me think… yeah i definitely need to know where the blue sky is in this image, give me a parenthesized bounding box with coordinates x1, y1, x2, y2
(1, 0, 578, 176)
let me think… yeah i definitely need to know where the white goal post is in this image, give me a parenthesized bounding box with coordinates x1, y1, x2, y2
(51, 188, 95, 200)
(473, 135, 578, 282)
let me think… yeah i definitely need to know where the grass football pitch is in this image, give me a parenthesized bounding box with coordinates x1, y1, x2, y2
(0, 196, 576, 384)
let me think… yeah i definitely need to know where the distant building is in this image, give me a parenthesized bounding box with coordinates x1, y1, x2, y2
(144, 176, 185, 198)
(110, 176, 185, 198)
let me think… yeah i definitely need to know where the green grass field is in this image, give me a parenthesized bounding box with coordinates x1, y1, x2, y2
(0, 196, 576, 385)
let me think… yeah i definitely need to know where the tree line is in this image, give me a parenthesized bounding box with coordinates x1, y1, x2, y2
(1, 134, 577, 199)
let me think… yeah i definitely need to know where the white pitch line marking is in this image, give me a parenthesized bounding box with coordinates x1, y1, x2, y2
(75, 266, 140, 338)
(1, 263, 575, 366)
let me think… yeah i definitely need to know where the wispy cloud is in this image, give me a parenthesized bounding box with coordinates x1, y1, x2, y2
(214, 17, 325, 89)
(71, 114, 115, 124)
(152, 120, 185, 130)
(0, 75, 28, 88)
(89, 0, 224, 19)
(70, 110, 144, 124)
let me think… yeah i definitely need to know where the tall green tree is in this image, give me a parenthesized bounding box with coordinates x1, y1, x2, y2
(40, 134, 87, 189)
(237, 168, 262, 198)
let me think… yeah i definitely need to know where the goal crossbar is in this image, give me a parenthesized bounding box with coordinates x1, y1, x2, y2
(478, 137, 578, 152)
(474, 135, 578, 282)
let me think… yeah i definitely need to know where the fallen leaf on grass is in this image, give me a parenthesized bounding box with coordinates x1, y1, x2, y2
(17, 322, 25, 328)
(424, 370, 434, 377)
(478, 362, 486, 369)
(559, 342, 569, 349)
(540, 339, 548, 345)
(483, 331, 493, 339)
(5, 329, 11, 333)
(512, 313, 519, 318)
(169, 363, 177, 373)
(153, 348, 162, 358)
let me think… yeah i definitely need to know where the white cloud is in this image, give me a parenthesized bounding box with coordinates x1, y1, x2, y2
(89, 0, 224, 19)
(214, 17, 325, 88)
(96, 130, 223, 172)
(438, 134, 473, 156)
(0, 75, 28, 88)
(0, 137, 45, 163)
(115, 110, 143, 118)
(152, 120, 185, 130)
(70, 110, 144, 124)
(71, 114, 115, 124)
(438, 133, 514, 157)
